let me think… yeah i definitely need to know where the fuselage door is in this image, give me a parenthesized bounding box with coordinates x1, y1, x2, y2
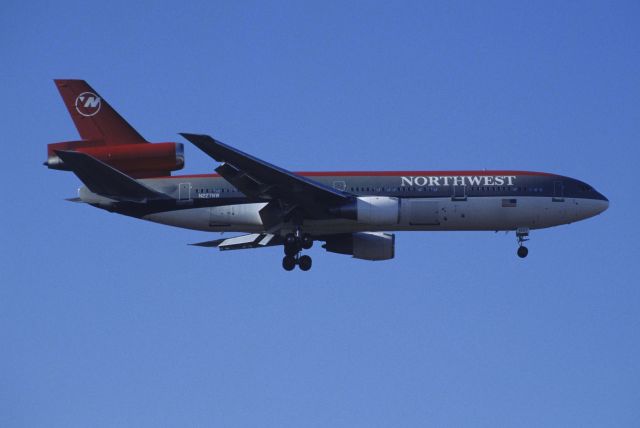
(553, 181, 565, 202)
(407, 200, 440, 225)
(333, 181, 347, 192)
(178, 182, 192, 201)
(452, 185, 467, 201)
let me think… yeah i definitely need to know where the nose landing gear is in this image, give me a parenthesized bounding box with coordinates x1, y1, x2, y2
(517, 246, 529, 258)
(282, 231, 314, 271)
(516, 227, 529, 258)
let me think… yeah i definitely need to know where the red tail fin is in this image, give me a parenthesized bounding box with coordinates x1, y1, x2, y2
(54, 79, 147, 145)
(47, 79, 185, 178)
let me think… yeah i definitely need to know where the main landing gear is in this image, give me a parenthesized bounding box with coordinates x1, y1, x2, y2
(516, 227, 529, 258)
(282, 231, 314, 271)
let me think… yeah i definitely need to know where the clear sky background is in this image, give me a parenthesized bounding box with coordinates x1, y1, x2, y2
(1, 1, 639, 426)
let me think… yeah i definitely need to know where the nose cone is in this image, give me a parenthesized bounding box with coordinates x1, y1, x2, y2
(594, 198, 609, 215)
(576, 197, 609, 221)
(595, 190, 609, 215)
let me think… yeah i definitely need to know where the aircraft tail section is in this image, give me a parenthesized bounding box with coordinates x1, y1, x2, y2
(47, 79, 184, 178)
(54, 79, 146, 144)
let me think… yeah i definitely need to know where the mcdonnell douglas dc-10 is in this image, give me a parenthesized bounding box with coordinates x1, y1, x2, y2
(46, 80, 609, 271)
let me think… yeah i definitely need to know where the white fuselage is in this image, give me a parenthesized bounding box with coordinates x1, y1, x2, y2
(142, 196, 608, 236)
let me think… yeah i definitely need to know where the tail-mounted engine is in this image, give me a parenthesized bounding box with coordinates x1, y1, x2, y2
(45, 141, 184, 178)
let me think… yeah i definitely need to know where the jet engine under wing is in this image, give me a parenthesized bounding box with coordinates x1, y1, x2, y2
(179, 133, 351, 212)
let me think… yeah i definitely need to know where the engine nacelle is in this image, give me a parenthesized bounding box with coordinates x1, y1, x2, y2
(45, 141, 184, 178)
(333, 196, 400, 225)
(323, 232, 395, 261)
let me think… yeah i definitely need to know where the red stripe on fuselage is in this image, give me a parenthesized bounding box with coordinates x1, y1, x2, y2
(155, 170, 556, 179)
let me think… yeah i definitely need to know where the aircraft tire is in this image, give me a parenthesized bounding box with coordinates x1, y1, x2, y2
(298, 255, 312, 271)
(284, 244, 298, 257)
(285, 233, 297, 246)
(517, 246, 529, 258)
(282, 256, 296, 271)
(301, 234, 313, 250)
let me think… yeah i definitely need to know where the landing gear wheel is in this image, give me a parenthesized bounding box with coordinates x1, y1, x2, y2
(301, 234, 313, 250)
(282, 256, 296, 271)
(284, 233, 297, 246)
(284, 244, 298, 257)
(298, 255, 312, 271)
(517, 246, 529, 258)
(515, 227, 530, 259)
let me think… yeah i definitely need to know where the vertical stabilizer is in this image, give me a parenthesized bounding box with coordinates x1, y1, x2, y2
(47, 79, 184, 178)
(54, 79, 147, 144)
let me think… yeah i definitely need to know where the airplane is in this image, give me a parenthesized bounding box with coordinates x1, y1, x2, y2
(46, 80, 609, 271)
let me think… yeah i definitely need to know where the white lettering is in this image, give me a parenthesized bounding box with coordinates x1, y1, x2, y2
(400, 175, 517, 188)
(414, 176, 428, 186)
(467, 176, 482, 186)
(401, 177, 413, 186)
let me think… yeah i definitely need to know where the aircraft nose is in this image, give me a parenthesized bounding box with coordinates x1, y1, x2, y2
(596, 198, 609, 215)
(574, 196, 608, 221)
(595, 190, 609, 215)
(587, 198, 609, 218)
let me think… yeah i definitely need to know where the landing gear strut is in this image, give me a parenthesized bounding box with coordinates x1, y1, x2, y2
(516, 227, 529, 258)
(282, 231, 314, 271)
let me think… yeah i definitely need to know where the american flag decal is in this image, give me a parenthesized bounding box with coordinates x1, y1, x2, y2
(502, 198, 517, 208)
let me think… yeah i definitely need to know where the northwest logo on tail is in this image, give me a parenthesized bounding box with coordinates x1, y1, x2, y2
(75, 92, 101, 117)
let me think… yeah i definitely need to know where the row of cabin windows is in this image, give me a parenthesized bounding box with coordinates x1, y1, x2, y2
(194, 188, 237, 193)
(348, 186, 546, 193)
(191, 185, 545, 194)
(469, 186, 544, 193)
(350, 186, 440, 193)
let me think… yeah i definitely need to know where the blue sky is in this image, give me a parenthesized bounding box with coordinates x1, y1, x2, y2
(1, 1, 639, 426)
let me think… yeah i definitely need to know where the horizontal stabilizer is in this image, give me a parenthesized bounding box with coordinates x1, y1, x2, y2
(55, 150, 169, 202)
(190, 233, 279, 251)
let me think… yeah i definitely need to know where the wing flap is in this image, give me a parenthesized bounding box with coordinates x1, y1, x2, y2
(190, 233, 279, 251)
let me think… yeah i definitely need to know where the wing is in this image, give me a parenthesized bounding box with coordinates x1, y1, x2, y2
(179, 133, 351, 216)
